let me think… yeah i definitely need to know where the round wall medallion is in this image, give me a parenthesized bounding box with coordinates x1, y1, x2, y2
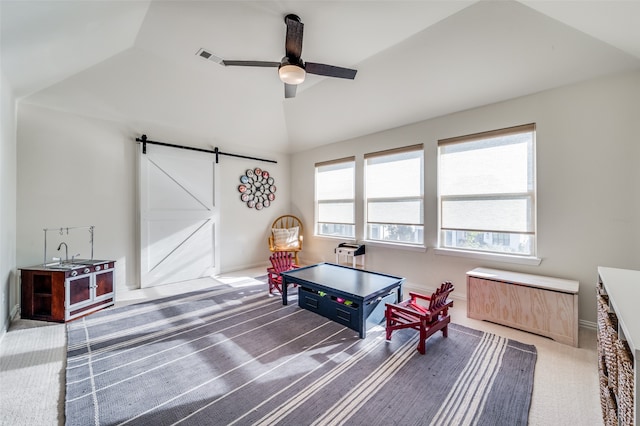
(238, 168, 276, 210)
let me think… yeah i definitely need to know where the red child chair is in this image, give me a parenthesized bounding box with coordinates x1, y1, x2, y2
(385, 281, 454, 354)
(266, 252, 299, 294)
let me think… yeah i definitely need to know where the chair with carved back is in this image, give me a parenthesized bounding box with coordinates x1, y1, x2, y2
(266, 251, 299, 294)
(268, 215, 303, 264)
(385, 281, 454, 354)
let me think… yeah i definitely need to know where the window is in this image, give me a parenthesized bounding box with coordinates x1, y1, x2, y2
(438, 124, 536, 256)
(365, 144, 424, 245)
(315, 157, 355, 238)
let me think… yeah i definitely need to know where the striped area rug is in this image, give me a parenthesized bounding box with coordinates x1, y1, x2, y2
(65, 284, 536, 426)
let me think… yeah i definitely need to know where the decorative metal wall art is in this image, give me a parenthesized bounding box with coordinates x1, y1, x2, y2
(238, 168, 276, 210)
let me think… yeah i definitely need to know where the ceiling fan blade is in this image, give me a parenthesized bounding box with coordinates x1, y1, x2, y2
(306, 62, 357, 79)
(285, 14, 303, 59)
(284, 83, 297, 99)
(222, 60, 279, 67)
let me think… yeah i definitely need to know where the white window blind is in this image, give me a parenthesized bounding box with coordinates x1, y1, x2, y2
(365, 144, 424, 245)
(438, 124, 536, 255)
(315, 157, 355, 238)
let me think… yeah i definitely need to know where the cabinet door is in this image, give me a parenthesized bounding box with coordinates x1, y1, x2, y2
(68, 275, 92, 307)
(21, 270, 67, 322)
(95, 270, 114, 298)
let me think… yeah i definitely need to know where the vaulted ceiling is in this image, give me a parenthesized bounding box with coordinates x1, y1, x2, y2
(2, 1, 640, 154)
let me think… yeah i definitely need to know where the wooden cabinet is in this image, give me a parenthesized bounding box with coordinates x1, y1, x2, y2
(597, 267, 638, 425)
(466, 267, 579, 347)
(21, 261, 115, 322)
(21, 270, 66, 321)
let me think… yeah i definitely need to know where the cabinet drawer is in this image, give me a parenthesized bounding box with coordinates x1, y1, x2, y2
(328, 297, 359, 330)
(299, 287, 324, 311)
(298, 287, 360, 331)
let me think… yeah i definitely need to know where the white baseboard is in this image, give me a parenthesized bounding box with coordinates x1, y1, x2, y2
(0, 304, 19, 346)
(402, 282, 467, 302)
(219, 262, 270, 275)
(10, 303, 20, 321)
(579, 319, 596, 331)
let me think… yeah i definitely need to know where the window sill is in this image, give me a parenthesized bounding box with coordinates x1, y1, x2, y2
(314, 234, 357, 242)
(433, 248, 542, 266)
(314, 235, 426, 252)
(363, 240, 427, 252)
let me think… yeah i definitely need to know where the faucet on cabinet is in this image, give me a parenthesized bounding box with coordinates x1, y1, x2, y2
(57, 242, 68, 263)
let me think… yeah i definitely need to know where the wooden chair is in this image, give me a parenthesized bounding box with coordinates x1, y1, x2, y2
(385, 281, 454, 354)
(266, 252, 299, 294)
(268, 215, 303, 264)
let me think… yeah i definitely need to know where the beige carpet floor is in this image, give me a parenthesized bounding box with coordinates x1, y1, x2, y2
(0, 267, 603, 425)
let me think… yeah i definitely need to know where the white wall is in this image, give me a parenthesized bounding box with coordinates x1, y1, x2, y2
(216, 150, 292, 273)
(16, 103, 290, 293)
(0, 69, 17, 336)
(291, 70, 640, 325)
(17, 104, 138, 290)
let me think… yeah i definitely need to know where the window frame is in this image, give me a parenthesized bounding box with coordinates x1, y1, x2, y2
(436, 123, 538, 260)
(364, 144, 425, 247)
(314, 156, 356, 239)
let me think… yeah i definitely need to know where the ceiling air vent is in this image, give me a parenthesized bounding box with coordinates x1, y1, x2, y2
(196, 48, 223, 64)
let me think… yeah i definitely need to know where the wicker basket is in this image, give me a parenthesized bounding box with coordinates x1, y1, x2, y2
(597, 295, 605, 358)
(596, 282, 605, 295)
(597, 298, 619, 390)
(597, 294, 618, 330)
(598, 343, 618, 426)
(598, 353, 610, 417)
(616, 339, 635, 425)
(604, 317, 619, 390)
(597, 294, 608, 354)
(598, 352, 607, 376)
(599, 382, 618, 426)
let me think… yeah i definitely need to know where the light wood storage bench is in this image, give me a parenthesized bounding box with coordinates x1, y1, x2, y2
(466, 267, 579, 347)
(597, 266, 638, 426)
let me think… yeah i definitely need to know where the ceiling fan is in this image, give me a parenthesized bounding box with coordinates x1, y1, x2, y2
(220, 14, 358, 99)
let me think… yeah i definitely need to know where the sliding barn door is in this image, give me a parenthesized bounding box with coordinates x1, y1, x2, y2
(138, 144, 219, 287)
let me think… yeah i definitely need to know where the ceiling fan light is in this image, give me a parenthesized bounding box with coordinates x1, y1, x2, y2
(279, 64, 306, 85)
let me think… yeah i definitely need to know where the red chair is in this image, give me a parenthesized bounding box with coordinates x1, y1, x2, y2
(385, 281, 454, 354)
(266, 252, 299, 294)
